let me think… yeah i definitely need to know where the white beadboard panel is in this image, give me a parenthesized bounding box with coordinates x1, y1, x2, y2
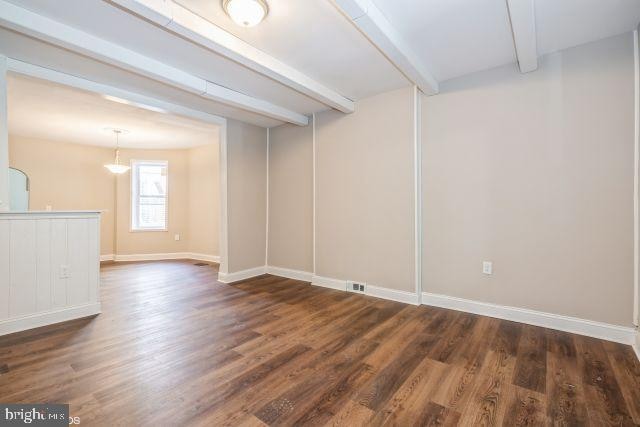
(0, 212, 102, 336)
(0, 220, 9, 320)
(9, 219, 37, 317)
(87, 217, 99, 303)
(36, 219, 52, 312)
(50, 218, 68, 309)
(67, 218, 90, 306)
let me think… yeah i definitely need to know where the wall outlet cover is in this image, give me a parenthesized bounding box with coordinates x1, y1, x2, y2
(59, 265, 70, 279)
(483, 261, 493, 275)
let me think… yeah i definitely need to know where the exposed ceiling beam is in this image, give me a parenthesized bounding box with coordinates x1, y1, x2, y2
(0, 0, 308, 125)
(506, 0, 538, 73)
(6, 58, 226, 126)
(108, 0, 355, 114)
(330, 0, 439, 95)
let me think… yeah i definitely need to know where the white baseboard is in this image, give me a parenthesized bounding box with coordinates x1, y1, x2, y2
(634, 331, 640, 361)
(311, 275, 420, 305)
(189, 253, 221, 263)
(266, 266, 313, 282)
(218, 266, 267, 283)
(312, 275, 347, 291)
(0, 303, 101, 336)
(422, 292, 636, 345)
(368, 285, 420, 305)
(100, 252, 220, 263)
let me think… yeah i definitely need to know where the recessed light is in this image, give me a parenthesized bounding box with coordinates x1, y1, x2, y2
(222, 0, 268, 27)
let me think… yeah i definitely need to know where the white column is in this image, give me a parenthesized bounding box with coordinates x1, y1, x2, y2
(0, 55, 8, 212)
(218, 120, 229, 276)
(634, 29, 639, 327)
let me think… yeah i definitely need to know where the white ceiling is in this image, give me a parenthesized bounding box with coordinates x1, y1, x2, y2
(370, 0, 517, 82)
(1, 0, 640, 128)
(372, 0, 640, 82)
(8, 74, 220, 149)
(535, 0, 640, 56)
(174, 0, 408, 100)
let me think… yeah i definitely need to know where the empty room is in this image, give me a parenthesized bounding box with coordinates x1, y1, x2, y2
(0, 0, 639, 426)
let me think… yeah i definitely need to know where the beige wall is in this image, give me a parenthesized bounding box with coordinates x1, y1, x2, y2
(9, 136, 220, 258)
(422, 33, 635, 326)
(316, 86, 416, 292)
(9, 136, 115, 255)
(188, 143, 220, 256)
(267, 121, 313, 272)
(226, 119, 268, 272)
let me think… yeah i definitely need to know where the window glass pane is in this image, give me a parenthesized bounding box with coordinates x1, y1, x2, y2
(138, 196, 166, 228)
(132, 161, 168, 230)
(139, 165, 167, 196)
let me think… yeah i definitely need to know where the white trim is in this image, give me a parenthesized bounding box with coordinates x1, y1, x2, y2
(506, 0, 538, 73)
(266, 266, 313, 282)
(6, 58, 226, 126)
(219, 121, 229, 275)
(0, 0, 308, 125)
(312, 113, 317, 275)
(311, 275, 347, 291)
(311, 275, 420, 304)
(189, 253, 221, 263)
(422, 292, 637, 345)
(218, 266, 267, 283)
(330, 0, 438, 95)
(368, 285, 420, 305)
(114, 252, 189, 261)
(130, 159, 169, 232)
(634, 330, 640, 361)
(0, 211, 101, 220)
(102, 252, 219, 262)
(265, 127, 270, 266)
(413, 86, 422, 304)
(634, 29, 639, 327)
(0, 303, 101, 336)
(111, 0, 355, 113)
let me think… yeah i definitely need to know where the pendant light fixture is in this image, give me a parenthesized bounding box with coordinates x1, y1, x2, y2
(104, 129, 130, 174)
(223, 0, 268, 27)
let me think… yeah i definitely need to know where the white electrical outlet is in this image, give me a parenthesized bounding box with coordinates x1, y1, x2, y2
(60, 265, 70, 279)
(482, 261, 493, 275)
(174, 234, 180, 241)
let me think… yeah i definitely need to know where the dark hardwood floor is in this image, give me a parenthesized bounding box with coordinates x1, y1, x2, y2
(0, 260, 639, 426)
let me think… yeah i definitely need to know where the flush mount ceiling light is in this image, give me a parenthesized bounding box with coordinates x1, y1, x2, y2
(104, 128, 131, 174)
(222, 0, 268, 27)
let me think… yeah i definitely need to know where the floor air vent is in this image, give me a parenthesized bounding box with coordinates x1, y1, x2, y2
(347, 281, 366, 293)
(194, 263, 209, 267)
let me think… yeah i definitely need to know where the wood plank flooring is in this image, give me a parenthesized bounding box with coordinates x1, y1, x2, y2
(0, 260, 639, 426)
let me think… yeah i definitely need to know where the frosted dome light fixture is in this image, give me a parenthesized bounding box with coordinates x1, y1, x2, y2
(223, 0, 268, 27)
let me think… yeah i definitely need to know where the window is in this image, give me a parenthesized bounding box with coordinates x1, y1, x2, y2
(131, 160, 168, 231)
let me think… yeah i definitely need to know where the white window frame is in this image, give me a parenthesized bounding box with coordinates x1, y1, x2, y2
(130, 159, 169, 232)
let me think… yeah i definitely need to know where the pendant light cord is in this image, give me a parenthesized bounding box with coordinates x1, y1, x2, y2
(115, 130, 121, 165)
